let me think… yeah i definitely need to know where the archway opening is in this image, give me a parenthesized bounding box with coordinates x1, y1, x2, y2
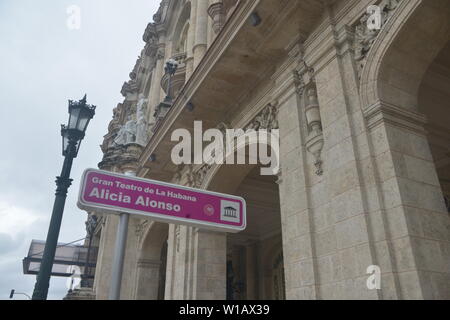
(370, 0, 450, 216)
(210, 165, 284, 300)
(418, 40, 450, 213)
(135, 222, 169, 300)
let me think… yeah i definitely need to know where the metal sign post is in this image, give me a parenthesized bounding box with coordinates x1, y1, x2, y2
(108, 170, 134, 300)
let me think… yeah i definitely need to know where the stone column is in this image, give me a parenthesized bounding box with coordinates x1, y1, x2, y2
(193, 0, 208, 69)
(245, 242, 257, 299)
(170, 225, 191, 299)
(185, 0, 197, 79)
(192, 229, 227, 300)
(274, 75, 320, 300)
(91, 213, 119, 300)
(91, 159, 120, 299)
(134, 259, 162, 300)
(116, 217, 140, 299)
(363, 101, 450, 299)
(163, 224, 177, 299)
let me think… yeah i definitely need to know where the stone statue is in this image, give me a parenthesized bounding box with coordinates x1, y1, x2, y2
(114, 115, 137, 146)
(135, 94, 149, 146)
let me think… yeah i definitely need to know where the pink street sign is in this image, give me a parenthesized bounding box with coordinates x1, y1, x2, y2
(77, 169, 246, 233)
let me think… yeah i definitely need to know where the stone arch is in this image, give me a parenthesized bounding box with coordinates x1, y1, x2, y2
(206, 163, 255, 194)
(171, 1, 191, 54)
(134, 222, 169, 300)
(360, 0, 450, 112)
(201, 127, 280, 190)
(356, 0, 450, 299)
(176, 21, 190, 54)
(203, 158, 283, 300)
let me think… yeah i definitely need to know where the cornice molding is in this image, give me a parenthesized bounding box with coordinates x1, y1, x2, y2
(363, 100, 427, 134)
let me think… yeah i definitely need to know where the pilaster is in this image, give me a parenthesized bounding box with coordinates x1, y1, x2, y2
(193, 0, 209, 69)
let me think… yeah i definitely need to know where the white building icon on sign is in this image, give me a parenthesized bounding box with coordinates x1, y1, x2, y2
(220, 200, 240, 223)
(224, 206, 237, 218)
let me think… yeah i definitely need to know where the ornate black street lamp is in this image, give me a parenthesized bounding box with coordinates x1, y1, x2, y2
(32, 95, 95, 300)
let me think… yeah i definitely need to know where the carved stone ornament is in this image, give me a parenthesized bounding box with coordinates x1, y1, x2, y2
(294, 59, 315, 97)
(186, 163, 212, 189)
(353, 0, 401, 76)
(304, 88, 324, 176)
(129, 56, 142, 80)
(121, 79, 138, 97)
(173, 164, 185, 184)
(245, 102, 279, 131)
(143, 22, 158, 44)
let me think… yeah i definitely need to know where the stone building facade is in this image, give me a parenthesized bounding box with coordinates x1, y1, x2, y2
(88, 0, 450, 300)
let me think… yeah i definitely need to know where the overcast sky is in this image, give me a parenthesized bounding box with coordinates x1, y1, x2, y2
(0, 0, 160, 300)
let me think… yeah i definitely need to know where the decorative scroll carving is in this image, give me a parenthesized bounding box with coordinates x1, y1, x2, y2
(186, 163, 212, 189)
(293, 58, 315, 97)
(173, 164, 185, 184)
(245, 102, 279, 131)
(353, 0, 402, 76)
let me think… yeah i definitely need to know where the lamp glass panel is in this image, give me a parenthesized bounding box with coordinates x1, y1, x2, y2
(62, 133, 69, 155)
(68, 107, 81, 130)
(77, 116, 90, 132)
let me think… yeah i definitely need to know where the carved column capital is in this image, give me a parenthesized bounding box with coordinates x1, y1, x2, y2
(116, 143, 144, 173)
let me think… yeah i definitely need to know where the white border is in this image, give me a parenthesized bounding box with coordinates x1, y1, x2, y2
(77, 168, 247, 233)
